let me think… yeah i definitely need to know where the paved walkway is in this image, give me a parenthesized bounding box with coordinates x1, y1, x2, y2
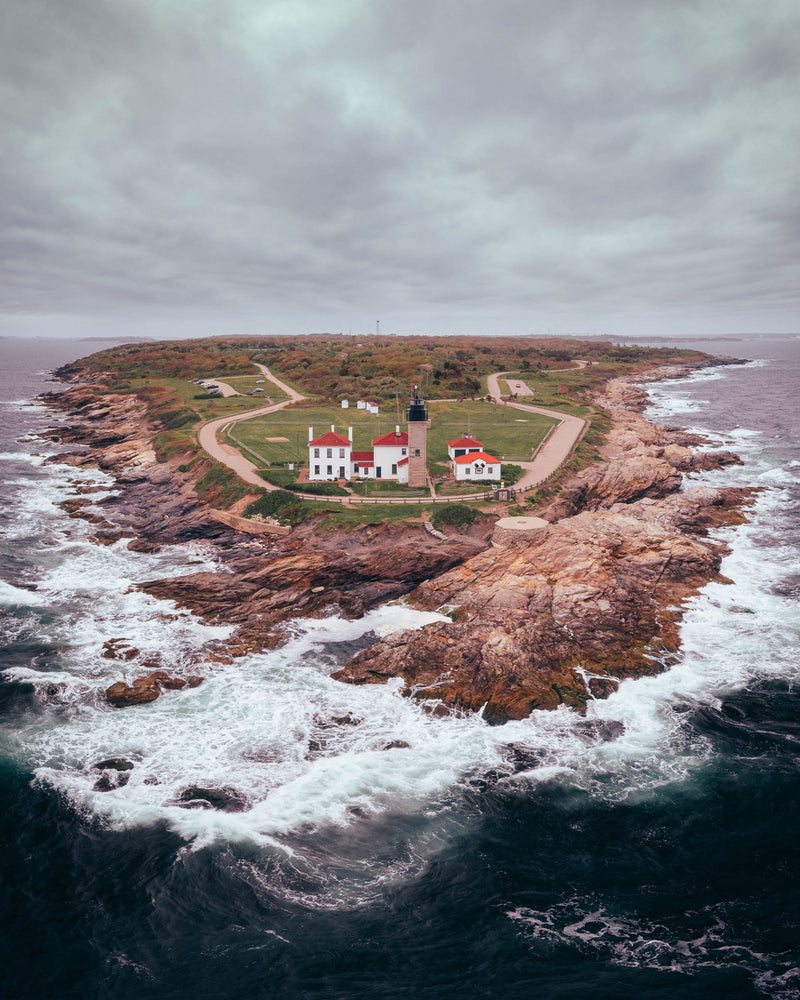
(196, 365, 306, 489)
(485, 372, 586, 491)
(195, 366, 586, 503)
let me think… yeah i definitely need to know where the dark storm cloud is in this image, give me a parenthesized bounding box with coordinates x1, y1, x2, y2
(1, 0, 798, 337)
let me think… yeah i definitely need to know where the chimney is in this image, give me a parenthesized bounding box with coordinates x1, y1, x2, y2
(395, 424, 400, 436)
(331, 423, 335, 433)
(308, 426, 313, 442)
(348, 426, 353, 442)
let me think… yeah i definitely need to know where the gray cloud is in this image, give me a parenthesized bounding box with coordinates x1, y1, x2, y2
(1, 0, 798, 338)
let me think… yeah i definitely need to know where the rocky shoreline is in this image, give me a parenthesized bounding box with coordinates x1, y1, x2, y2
(41, 360, 753, 721)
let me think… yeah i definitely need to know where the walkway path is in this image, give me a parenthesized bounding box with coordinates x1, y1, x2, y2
(195, 366, 586, 504)
(196, 365, 306, 490)
(485, 372, 586, 491)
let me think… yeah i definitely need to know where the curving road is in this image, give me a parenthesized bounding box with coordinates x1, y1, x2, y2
(485, 372, 586, 491)
(196, 365, 306, 489)
(196, 366, 586, 503)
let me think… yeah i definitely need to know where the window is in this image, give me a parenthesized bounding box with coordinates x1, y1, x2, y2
(414, 449, 420, 457)
(391, 464, 397, 475)
(339, 448, 345, 459)
(314, 465, 320, 475)
(314, 448, 319, 458)
(354, 463, 359, 472)
(326, 465, 332, 475)
(326, 448, 332, 458)
(402, 448, 407, 456)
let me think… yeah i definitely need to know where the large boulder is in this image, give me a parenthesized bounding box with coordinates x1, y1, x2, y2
(105, 671, 203, 707)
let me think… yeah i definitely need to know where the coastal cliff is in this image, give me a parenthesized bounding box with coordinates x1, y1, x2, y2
(42, 364, 750, 719)
(332, 376, 751, 721)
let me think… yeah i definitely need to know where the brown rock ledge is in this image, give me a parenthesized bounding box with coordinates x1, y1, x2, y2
(332, 485, 754, 722)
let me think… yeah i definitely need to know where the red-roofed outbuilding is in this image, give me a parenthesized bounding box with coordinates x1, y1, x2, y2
(447, 435, 483, 459)
(452, 450, 501, 482)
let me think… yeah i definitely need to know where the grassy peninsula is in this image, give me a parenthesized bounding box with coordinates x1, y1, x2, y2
(60, 334, 711, 526)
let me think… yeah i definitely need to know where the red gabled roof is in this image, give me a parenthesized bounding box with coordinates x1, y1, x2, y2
(372, 431, 408, 447)
(351, 451, 374, 464)
(397, 457, 409, 466)
(453, 451, 500, 465)
(448, 436, 483, 448)
(309, 431, 351, 447)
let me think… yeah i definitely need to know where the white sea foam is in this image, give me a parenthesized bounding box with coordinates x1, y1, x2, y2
(0, 580, 46, 607)
(0, 450, 50, 465)
(508, 898, 799, 993)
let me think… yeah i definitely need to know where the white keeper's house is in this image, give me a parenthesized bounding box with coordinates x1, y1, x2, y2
(307, 425, 410, 483)
(308, 426, 352, 481)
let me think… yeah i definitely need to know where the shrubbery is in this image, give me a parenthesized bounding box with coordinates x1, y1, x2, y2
(293, 481, 349, 496)
(431, 503, 478, 532)
(244, 490, 313, 525)
(500, 463, 524, 486)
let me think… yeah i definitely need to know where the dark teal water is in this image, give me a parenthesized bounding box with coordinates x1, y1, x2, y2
(1, 335, 799, 1000)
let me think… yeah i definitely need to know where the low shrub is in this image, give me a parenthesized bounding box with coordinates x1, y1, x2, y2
(500, 463, 525, 486)
(195, 461, 251, 507)
(244, 490, 314, 525)
(431, 503, 478, 532)
(292, 481, 349, 496)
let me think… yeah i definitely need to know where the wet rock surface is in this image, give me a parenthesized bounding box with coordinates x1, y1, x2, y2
(176, 786, 250, 812)
(105, 671, 203, 707)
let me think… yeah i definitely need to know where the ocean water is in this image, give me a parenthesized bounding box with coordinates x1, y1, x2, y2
(0, 334, 799, 1000)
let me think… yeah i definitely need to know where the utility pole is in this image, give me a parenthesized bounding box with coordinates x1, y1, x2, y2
(376, 319, 380, 337)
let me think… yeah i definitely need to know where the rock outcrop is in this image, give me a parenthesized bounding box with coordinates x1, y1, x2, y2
(333, 486, 751, 721)
(140, 521, 492, 650)
(105, 671, 203, 707)
(535, 378, 743, 522)
(332, 374, 754, 722)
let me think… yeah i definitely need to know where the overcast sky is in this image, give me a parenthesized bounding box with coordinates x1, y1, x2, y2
(1, 0, 798, 340)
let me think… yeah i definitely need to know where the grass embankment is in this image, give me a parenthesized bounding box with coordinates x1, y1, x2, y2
(243, 490, 457, 532)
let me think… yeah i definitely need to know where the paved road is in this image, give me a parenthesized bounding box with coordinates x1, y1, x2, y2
(196, 365, 306, 489)
(486, 372, 586, 491)
(205, 379, 241, 397)
(195, 366, 585, 503)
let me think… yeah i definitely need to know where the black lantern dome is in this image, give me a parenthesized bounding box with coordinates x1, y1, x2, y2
(406, 388, 428, 422)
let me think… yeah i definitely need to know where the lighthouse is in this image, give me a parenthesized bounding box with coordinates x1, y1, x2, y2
(405, 388, 429, 488)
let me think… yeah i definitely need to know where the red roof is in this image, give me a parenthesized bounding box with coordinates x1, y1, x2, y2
(448, 436, 483, 448)
(453, 451, 499, 465)
(309, 431, 351, 447)
(351, 451, 374, 464)
(372, 430, 408, 447)
(397, 457, 409, 466)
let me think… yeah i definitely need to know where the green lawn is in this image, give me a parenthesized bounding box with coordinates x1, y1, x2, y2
(127, 377, 279, 422)
(349, 480, 428, 497)
(499, 368, 607, 417)
(424, 400, 556, 466)
(231, 400, 558, 469)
